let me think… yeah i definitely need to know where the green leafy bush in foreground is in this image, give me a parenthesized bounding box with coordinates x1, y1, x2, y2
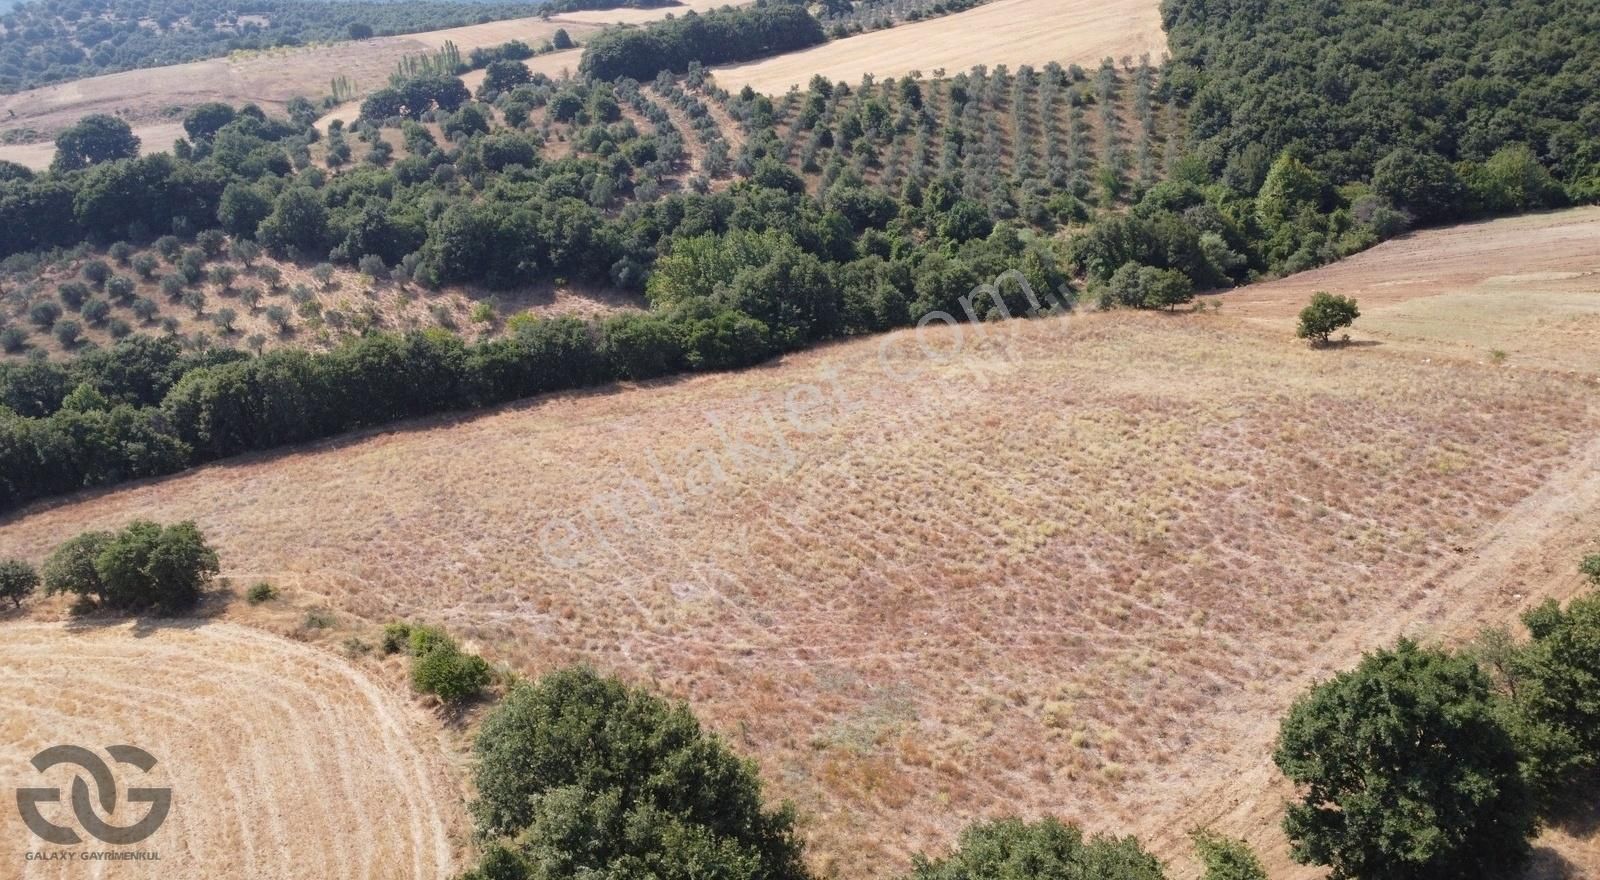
(464, 666, 807, 880)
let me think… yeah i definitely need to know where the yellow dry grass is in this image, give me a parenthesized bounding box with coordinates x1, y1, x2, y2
(3, 269, 1598, 876)
(1218, 206, 1600, 374)
(0, 620, 462, 878)
(712, 0, 1168, 95)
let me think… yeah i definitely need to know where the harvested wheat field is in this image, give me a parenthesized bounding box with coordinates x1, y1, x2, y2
(1218, 206, 1600, 373)
(0, 621, 462, 878)
(712, 0, 1168, 95)
(4, 232, 1600, 880)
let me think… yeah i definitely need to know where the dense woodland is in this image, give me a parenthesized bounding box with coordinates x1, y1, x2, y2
(1162, 0, 1600, 209)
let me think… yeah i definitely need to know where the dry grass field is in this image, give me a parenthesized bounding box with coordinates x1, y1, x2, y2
(712, 0, 1168, 95)
(0, 620, 463, 878)
(1218, 206, 1600, 373)
(3, 208, 1599, 878)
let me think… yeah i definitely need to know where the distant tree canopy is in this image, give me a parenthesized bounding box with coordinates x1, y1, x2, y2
(0, 0, 553, 93)
(580, 5, 826, 81)
(52, 114, 140, 172)
(1162, 0, 1600, 202)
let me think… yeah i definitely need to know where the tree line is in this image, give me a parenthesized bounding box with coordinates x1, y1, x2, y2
(579, 3, 826, 82)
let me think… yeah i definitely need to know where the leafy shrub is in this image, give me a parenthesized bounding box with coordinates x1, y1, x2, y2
(1191, 830, 1266, 880)
(245, 581, 277, 603)
(409, 625, 490, 702)
(382, 621, 413, 654)
(906, 817, 1163, 880)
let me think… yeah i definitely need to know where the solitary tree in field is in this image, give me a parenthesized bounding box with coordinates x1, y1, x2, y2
(1275, 639, 1535, 880)
(1296, 292, 1359, 346)
(0, 559, 39, 609)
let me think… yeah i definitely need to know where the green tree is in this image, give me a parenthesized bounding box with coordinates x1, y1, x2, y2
(1371, 150, 1464, 224)
(1107, 262, 1193, 310)
(469, 667, 807, 880)
(218, 182, 273, 237)
(42, 531, 114, 605)
(53, 114, 141, 172)
(480, 60, 532, 96)
(906, 817, 1165, 880)
(0, 559, 39, 609)
(182, 102, 236, 141)
(1274, 639, 1535, 880)
(257, 187, 330, 256)
(1295, 292, 1360, 345)
(1256, 153, 1326, 230)
(1506, 591, 1600, 802)
(94, 520, 219, 611)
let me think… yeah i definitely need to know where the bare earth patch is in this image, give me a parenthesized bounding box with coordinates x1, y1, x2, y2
(0, 621, 462, 878)
(712, 0, 1168, 95)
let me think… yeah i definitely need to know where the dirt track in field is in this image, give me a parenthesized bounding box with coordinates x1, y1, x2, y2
(0, 621, 462, 878)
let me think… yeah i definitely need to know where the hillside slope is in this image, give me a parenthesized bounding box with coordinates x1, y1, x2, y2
(3, 208, 1597, 877)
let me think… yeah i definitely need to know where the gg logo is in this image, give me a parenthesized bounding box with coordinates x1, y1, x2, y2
(16, 745, 172, 846)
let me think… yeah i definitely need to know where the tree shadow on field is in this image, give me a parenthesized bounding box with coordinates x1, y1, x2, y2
(1547, 770, 1600, 836)
(1520, 771, 1600, 880)
(59, 587, 230, 638)
(1524, 847, 1580, 880)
